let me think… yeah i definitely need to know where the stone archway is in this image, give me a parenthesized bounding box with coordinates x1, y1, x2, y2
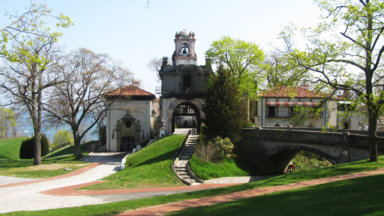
(172, 102, 201, 134)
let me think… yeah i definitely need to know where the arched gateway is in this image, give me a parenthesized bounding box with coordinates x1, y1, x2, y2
(159, 30, 212, 135)
(172, 102, 201, 134)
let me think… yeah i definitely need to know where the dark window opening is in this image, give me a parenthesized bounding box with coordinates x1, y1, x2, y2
(268, 106, 276, 117)
(183, 75, 191, 88)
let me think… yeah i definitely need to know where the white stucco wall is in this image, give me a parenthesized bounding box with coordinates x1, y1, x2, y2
(106, 100, 152, 152)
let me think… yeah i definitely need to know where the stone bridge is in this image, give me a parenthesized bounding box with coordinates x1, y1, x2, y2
(239, 127, 384, 174)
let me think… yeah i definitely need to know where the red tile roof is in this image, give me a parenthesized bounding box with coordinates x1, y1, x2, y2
(105, 85, 155, 99)
(261, 86, 329, 98)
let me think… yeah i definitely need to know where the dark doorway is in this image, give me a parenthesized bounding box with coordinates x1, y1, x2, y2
(121, 136, 136, 152)
(172, 102, 200, 135)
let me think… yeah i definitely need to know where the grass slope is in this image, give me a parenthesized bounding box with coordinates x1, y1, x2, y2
(189, 155, 249, 180)
(172, 174, 384, 216)
(0, 137, 27, 160)
(44, 141, 94, 159)
(83, 135, 186, 190)
(5, 156, 384, 216)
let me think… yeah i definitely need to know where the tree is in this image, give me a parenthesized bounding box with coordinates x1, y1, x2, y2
(282, 0, 384, 161)
(52, 129, 74, 151)
(202, 65, 247, 143)
(205, 36, 264, 98)
(44, 48, 133, 158)
(262, 52, 308, 89)
(0, 3, 72, 165)
(0, 107, 16, 138)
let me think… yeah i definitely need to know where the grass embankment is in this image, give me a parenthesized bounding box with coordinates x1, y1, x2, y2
(82, 135, 186, 190)
(6, 156, 384, 216)
(44, 141, 93, 159)
(0, 137, 88, 178)
(0, 137, 27, 160)
(189, 155, 249, 180)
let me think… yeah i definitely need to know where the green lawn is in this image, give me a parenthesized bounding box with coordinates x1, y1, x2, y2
(189, 155, 250, 180)
(0, 137, 88, 178)
(82, 135, 186, 190)
(0, 137, 28, 160)
(5, 156, 384, 216)
(0, 155, 88, 178)
(170, 174, 384, 216)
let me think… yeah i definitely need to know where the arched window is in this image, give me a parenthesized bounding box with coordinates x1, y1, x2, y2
(182, 43, 189, 56)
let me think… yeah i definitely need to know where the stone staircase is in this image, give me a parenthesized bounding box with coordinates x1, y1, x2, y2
(173, 134, 202, 185)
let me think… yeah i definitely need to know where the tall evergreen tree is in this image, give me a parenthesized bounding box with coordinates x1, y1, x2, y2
(202, 65, 247, 143)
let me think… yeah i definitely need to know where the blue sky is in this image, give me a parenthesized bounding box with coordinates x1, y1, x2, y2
(1, 0, 322, 94)
(1, 0, 322, 139)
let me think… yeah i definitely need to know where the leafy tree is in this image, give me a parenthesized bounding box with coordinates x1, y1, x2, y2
(52, 129, 74, 151)
(202, 65, 247, 143)
(205, 36, 264, 98)
(0, 3, 72, 165)
(44, 48, 133, 158)
(0, 107, 16, 138)
(282, 0, 384, 161)
(263, 52, 308, 89)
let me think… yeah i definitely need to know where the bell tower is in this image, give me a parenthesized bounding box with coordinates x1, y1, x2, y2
(159, 30, 212, 135)
(172, 30, 197, 65)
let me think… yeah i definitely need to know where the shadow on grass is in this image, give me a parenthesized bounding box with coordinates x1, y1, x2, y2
(172, 174, 384, 216)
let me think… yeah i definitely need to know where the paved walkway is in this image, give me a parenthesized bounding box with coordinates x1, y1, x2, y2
(0, 153, 126, 214)
(0, 152, 234, 214)
(117, 168, 384, 216)
(0, 176, 37, 186)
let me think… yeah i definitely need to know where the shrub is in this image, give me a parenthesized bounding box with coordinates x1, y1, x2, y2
(19, 134, 50, 159)
(52, 129, 74, 151)
(194, 136, 234, 162)
(210, 136, 234, 159)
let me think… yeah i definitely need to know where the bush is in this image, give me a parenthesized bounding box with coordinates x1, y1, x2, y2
(19, 134, 50, 159)
(52, 129, 74, 151)
(194, 136, 234, 162)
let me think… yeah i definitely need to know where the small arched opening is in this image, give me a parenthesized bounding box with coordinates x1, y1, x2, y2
(172, 102, 200, 134)
(181, 43, 189, 56)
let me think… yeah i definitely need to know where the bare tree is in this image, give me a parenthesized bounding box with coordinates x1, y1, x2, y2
(44, 48, 133, 158)
(0, 3, 72, 165)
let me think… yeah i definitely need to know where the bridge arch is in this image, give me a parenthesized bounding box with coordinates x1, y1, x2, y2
(268, 144, 337, 173)
(239, 127, 380, 174)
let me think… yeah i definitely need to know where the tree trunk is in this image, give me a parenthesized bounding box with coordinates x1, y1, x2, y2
(73, 129, 83, 159)
(367, 109, 378, 162)
(33, 128, 42, 165)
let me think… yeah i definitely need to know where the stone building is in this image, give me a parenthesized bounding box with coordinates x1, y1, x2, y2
(159, 30, 212, 135)
(104, 85, 158, 152)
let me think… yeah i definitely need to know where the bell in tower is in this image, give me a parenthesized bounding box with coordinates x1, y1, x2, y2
(172, 29, 197, 65)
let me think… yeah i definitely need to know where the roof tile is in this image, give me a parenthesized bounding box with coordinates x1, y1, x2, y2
(261, 87, 328, 98)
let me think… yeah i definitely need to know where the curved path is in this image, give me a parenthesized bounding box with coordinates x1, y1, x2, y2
(0, 152, 235, 214)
